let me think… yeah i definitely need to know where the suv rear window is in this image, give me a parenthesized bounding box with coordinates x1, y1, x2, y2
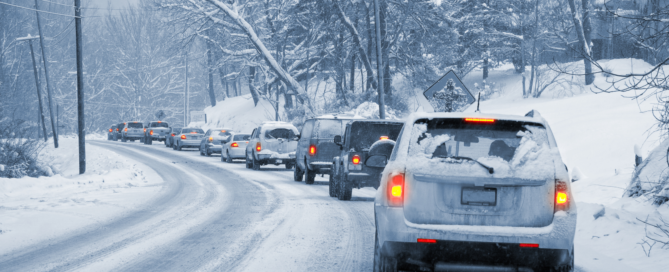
(407, 118, 554, 179)
(349, 122, 403, 151)
(151, 122, 168, 128)
(315, 119, 346, 139)
(127, 123, 143, 128)
(182, 128, 204, 134)
(172, 128, 182, 134)
(265, 128, 296, 139)
(233, 134, 251, 141)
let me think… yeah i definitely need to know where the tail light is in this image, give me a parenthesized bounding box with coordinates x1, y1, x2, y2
(144, 128, 146, 133)
(150, 130, 154, 135)
(417, 238, 437, 244)
(256, 142, 261, 152)
(181, 135, 187, 139)
(520, 243, 539, 248)
(209, 137, 213, 142)
(309, 145, 317, 156)
(387, 173, 405, 207)
(190, 132, 197, 134)
(555, 180, 569, 212)
(109, 129, 112, 133)
(465, 118, 495, 123)
(124, 128, 128, 132)
(380, 136, 389, 140)
(171, 133, 175, 137)
(351, 155, 361, 165)
(116, 128, 119, 132)
(231, 142, 239, 147)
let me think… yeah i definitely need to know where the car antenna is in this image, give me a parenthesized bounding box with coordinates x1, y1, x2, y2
(475, 92, 482, 112)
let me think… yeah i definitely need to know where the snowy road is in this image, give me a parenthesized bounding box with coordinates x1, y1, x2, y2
(0, 140, 376, 271)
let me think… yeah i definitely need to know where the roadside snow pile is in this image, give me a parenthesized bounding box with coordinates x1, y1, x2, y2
(199, 94, 279, 134)
(627, 139, 669, 205)
(352, 102, 399, 119)
(0, 137, 163, 255)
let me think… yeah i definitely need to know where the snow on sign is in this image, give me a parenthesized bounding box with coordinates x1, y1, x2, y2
(190, 111, 206, 123)
(423, 70, 475, 112)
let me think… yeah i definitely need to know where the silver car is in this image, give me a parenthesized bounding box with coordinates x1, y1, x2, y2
(120, 121, 145, 142)
(245, 122, 299, 170)
(221, 133, 251, 163)
(199, 128, 233, 156)
(165, 127, 182, 148)
(373, 111, 576, 272)
(173, 127, 205, 151)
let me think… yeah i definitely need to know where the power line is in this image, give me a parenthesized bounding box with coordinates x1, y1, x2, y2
(39, 0, 72, 8)
(0, 1, 80, 18)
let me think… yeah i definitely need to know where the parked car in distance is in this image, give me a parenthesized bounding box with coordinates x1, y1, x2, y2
(295, 116, 354, 184)
(200, 128, 233, 156)
(222, 133, 251, 163)
(331, 119, 404, 200)
(373, 111, 576, 272)
(107, 125, 117, 140)
(113, 122, 125, 141)
(120, 121, 145, 142)
(173, 127, 205, 151)
(143, 121, 170, 145)
(246, 122, 299, 170)
(165, 127, 182, 148)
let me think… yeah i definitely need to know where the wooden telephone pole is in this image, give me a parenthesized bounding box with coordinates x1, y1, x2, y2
(17, 35, 48, 142)
(74, 0, 85, 174)
(33, 0, 59, 148)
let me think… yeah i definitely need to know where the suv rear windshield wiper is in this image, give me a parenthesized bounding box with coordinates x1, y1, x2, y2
(433, 155, 494, 174)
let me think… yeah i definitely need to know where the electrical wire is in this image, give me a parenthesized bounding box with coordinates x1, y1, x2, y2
(0, 1, 80, 18)
(38, 0, 73, 8)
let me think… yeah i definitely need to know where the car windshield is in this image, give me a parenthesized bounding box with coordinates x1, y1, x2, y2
(172, 128, 182, 134)
(151, 122, 168, 127)
(407, 118, 556, 180)
(264, 128, 297, 139)
(348, 122, 403, 152)
(182, 128, 204, 134)
(127, 122, 143, 128)
(233, 134, 251, 141)
(315, 119, 347, 139)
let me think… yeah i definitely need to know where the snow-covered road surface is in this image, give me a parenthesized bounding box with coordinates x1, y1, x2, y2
(0, 140, 376, 271)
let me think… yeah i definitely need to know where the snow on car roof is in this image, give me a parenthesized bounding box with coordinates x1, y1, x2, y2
(405, 111, 546, 125)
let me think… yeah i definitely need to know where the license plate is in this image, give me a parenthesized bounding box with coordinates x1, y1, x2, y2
(461, 187, 497, 206)
(276, 159, 283, 163)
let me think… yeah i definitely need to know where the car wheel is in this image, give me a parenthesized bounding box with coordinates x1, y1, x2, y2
(206, 147, 212, 156)
(252, 154, 260, 170)
(121, 136, 127, 142)
(285, 162, 294, 169)
(338, 174, 352, 201)
(147, 137, 153, 145)
(305, 167, 315, 185)
(328, 172, 336, 197)
(177, 143, 183, 151)
(374, 231, 397, 272)
(245, 153, 252, 169)
(172, 142, 177, 150)
(538, 247, 574, 272)
(294, 166, 304, 182)
(227, 152, 233, 164)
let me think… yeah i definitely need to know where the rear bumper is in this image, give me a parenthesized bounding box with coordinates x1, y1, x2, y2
(150, 135, 166, 140)
(309, 161, 332, 174)
(346, 172, 381, 188)
(123, 132, 144, 139)
(227, 147, 245, 158)
(206, 143, 222, 152)
(179, 140, 200, 147)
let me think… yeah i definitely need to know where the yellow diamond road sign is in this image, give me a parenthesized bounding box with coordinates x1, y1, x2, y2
(423, 70, 475, 105)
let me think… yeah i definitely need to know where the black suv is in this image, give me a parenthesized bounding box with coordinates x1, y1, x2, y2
(331, 119, 404, 200)
(294, 116, 353, 184)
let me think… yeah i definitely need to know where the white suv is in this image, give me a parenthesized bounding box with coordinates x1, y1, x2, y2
(245, 122, 299, 170)
(373, 111, 576, 272)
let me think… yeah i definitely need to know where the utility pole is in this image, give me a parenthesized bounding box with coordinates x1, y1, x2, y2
(17, 35, 48, 142)
(34, 0, 59, 148)
(184, 50, 189, 126)
(373, 0, 385, 119)
(74, 0, 85, 174)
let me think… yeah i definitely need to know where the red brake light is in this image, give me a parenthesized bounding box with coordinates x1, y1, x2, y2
(124, 128, 128, 132)
(181, 135, 187, 139)
(109, 129, 112, 132)
(144, 128, 147, 132)
(465, 118, 495, 123)
(417, 238, 437, 244)
(158, 121, 161, 123)
(380, 136, 389, 140)
(171, 133, 175, 137)
(150, 130, 154, 135)
(209, 137, 213, 142)
(309, 145, 317, 156)
(190, 132, 197, 134)
(555, 180, 569, 212)
(231, 142, 239, 147)
(221, 130, 226, 133)
(351, 155, 360, 165)
(256, 142, 261, 152)
(116, 128, 119, 132)
(387, 173, 405, 206)
(520, 243, 539, 248)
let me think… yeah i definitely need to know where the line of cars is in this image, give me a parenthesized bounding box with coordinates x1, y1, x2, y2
(105, 110, 576, 272)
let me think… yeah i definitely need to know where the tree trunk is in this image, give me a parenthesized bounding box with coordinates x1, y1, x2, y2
(219, 66, 229, 98)
(364, 1, 375, 92)
(335, 32, 349, 106)
(528, 39, 536, 97)
(567, 0, 594, 85)
(380, 0, 392, 103)
(483, 58, 489, 80)
(350, 53, 356, 92)
(232, 75, 239, 97)
(248, 66, 260, 106)
(373, 0, 385, 119)
(206, 35, 217, 107)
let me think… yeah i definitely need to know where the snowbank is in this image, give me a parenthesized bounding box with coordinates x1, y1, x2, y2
(197, 94, 279, 135)
(0, 137, 164, 255)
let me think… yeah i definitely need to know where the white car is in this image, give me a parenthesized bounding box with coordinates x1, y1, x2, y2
(222, 133, 251, 163)
(373, 111, 576, 272)
(245, 122, 299, 170)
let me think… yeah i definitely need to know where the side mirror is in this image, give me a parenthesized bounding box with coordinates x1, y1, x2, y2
(334, 135, 342, 145)
(365, 155, 388, 168)
(294, 134, 301, 141)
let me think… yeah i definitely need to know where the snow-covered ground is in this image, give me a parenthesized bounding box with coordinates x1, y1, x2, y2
(0, 136, 164, 255)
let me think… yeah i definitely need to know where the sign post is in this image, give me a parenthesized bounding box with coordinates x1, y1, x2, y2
(423, 71, 475, 112)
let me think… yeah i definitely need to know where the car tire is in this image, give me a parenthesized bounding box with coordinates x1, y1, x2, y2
(294, 166, 304, 182)
(221, 151, 227, 162)
(245, 154, 252, 168)
(338, 175, 352, 201)
(177, 143, 183, 151)
(305, 167, 315, 185)
(252, 154, 260, 170)
(328, 173, 336, 197)
(374, 231, 397, 272)
(227, 152, 234, 163)
(172, 142, 177, 150)
(121, 136, 127, 143)
(147, 137, 153, 145)
(538, 247, 574, 272)
(285, 163, 294, 169)
(206, 147, 212, 156)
